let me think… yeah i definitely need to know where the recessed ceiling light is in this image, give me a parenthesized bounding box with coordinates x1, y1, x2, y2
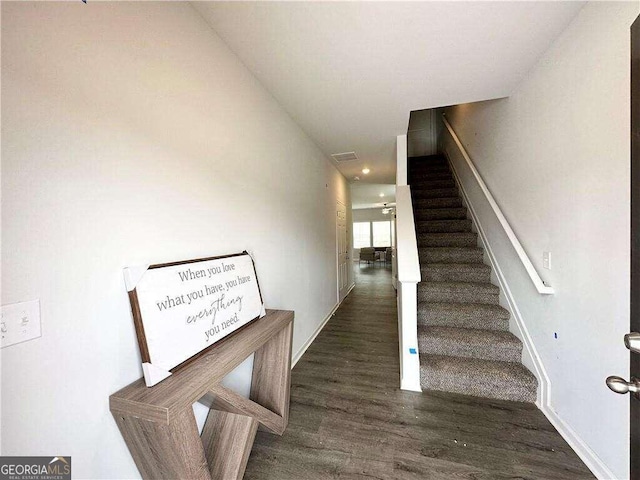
(379, 193, 385, 197)
(362, 168, 370, 174)
(353, 176, 360, 182)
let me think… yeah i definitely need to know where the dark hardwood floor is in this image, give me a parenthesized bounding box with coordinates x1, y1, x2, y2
(244, 265, 594, 479)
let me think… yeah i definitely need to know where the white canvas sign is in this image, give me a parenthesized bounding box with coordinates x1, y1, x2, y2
(124, 252, 264, 386)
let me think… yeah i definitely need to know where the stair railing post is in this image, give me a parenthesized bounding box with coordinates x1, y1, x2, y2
(396, 134, 422, 392)
(397, 280, 421, 391)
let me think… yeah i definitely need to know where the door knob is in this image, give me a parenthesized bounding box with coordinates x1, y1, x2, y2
(624, 332, 640, 354)
(606, 376, 640, 396)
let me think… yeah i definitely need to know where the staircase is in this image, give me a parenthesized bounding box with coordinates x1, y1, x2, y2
(410, 155, 537, 403)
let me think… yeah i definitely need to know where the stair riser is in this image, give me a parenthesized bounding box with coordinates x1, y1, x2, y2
(411, 171, 453, 180)
(420, 369, 536, 403)
(409, 163, 451, 175)
(422, 267, 491, 283)
(417, 311, 509, 331)
(413, 198, 462, 209)
(414, 209, 467, 221)
(418, 336, 521, 363)
(410, 157, 447, 165)
(410, 169, 451, 178)
(418, 288, 499, 305)
(412, 188, 459, 199)
(419, 250, 484, 264)
(410, 159, 448, 168)
(417, 233, 477, 247)
(416, 220, 472, 233)
(412, 179, 456, 189)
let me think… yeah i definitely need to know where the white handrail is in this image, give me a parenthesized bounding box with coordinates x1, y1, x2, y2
(396, 186, 421, 283)
(441, 115, 554, 295)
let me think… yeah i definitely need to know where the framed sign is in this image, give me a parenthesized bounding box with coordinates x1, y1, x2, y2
(123, 252, 265, 387)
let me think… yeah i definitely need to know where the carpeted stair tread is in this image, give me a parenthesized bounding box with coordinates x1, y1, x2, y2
(417, 302, 510, 331)
(418, 281, 500, 305)
(421, 263, 491, 283)
(414, 207, 467, 221)
(415, 219, 472, 233)
(417, 232, 477, 247)
(420, 354, 537, 403)
(409, 159, 451, 177)
(413, 197, 462, 209)
(419, 247, 484, 264)
(418, 326, 522, 363)
(412, 188, 459, 199)
(411, 159, 449, 166)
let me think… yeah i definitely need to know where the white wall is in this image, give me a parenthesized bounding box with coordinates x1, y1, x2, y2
(407, 109, 437, 158)
(443, 3, 638, 478)
(353, 208, 392, 223)
(0, 3, 351, 479)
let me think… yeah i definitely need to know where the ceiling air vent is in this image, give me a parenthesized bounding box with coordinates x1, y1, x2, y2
(331, 151, 358, 163)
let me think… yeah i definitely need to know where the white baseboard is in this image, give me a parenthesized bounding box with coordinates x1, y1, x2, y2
(347, 282, 356, 295)
(291, 282, 355, 368)
(541, 404, 617, 480)
(400, 378, 422, 392)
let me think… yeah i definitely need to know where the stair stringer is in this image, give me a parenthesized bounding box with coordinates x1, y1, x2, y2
(442, 149, 617, 480)
(443, 150, 548, 408)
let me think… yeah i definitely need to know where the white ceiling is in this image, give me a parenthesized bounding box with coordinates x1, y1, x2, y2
(194, 1, 584, 184)
(351, 183, 396, 210)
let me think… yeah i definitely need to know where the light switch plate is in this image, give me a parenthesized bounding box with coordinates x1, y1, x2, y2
(1, 300, 41, 348)
(543, 251, 551, 270)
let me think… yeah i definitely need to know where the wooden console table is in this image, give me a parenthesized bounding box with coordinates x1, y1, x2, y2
(110, 309, 294, 480)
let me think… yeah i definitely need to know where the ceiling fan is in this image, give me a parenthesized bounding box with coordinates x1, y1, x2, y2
(382, 203, 395, 215)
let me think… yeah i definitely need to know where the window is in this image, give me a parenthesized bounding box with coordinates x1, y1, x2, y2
(353, 221, 393, 248)
(372, 221, 392, 247)
(353, 222, 371, 248)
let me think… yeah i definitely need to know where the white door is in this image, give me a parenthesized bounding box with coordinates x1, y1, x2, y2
(337, 202, 349, 302)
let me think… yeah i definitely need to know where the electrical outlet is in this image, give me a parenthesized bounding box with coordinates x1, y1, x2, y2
(1, 300, 41, 348)
(543, 251, 551, 270)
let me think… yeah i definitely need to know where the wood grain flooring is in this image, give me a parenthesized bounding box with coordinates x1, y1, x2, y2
(244, 265, 594, 479)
